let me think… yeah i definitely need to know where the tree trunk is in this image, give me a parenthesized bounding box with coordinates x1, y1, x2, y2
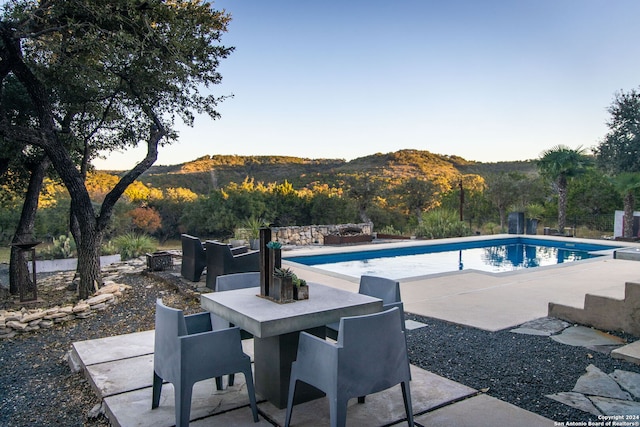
(499, 208, 506, 231)
(623, 192, 635, 239)
(9, 157, 50, 294)
(358, 208, 370, 224)
(76, 225, 103, 300)
(557, 177, 568, 233)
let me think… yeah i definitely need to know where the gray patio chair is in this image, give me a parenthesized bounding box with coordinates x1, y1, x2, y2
(285, 307, 414, 427)
(205, 240, 260, 289)
(213, 272, 260, 387)
(326, 275, 403, 340)
(180, 234, 206, 282)
(151, 299, 259, 427)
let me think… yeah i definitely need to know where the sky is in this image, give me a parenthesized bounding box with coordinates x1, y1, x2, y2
(94, 0, 640, 170)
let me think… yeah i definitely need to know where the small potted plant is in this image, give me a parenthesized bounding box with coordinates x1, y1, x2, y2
(292, 273, 309, 300)
(243, 217, 267, 249)
(272, 267, 294, 302)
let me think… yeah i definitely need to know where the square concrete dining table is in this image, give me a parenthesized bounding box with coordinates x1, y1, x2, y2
(200, 283, 383, 408)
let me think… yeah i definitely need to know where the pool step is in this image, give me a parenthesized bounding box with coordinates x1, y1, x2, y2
(548, 281, 640, 336)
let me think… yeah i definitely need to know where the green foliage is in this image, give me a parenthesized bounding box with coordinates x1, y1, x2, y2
(595, 88, 640, 174)
(39, 233, 77, 260)
(538, 145, 592, 231)
(266, 241, 282, 250)
(100, 240, 119, 256)
(481, 222, 501, 234)
(273, 267, 306, 287)
(238, 216, 268, 240)
(414, 209, 472, 239)
(0, 199, 21, 243)
(567, 170, 620, 217)
(34, 197, 72, 239)
(538, 145, 592, 184)
(2, 0, 234, 299)
(376, 225, 404, 236)
(111, 233, 157, 260)
(525, 203, 545, 220)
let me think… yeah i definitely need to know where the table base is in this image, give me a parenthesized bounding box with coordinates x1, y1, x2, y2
(254, 326, 326, 409)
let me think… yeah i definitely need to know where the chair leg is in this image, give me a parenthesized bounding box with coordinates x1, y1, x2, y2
(401, 381, 414, 427)
(151, 372, 162, 409)
(215, 376, 223, 390)
(243, 365, 260, 423)
(329, 396, 348, 427)
(175, 383, 194, 427)
(284, 376, 298, 427)
(228, 373, 235, 386)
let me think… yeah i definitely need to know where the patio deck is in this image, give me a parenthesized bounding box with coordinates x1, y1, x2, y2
(71, 330, 554, 426)
(71, 236, 640, 425)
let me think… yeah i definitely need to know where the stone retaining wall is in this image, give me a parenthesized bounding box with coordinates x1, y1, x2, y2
(0, 257, 143, 339)
(0, 281, 130, 339)
(271, 222, 373, 246)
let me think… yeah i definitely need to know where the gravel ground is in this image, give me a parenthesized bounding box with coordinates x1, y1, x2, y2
(406, 313, 640, 424)
(0, 267, 638, 426)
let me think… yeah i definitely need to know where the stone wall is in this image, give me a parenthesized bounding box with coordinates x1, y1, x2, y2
(0, 282, 129, 339)
(271, 222, 373, 246)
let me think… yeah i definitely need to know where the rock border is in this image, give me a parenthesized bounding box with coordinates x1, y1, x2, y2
(0, 281, 130, 339)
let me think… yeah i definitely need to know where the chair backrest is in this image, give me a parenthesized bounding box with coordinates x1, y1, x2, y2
(154, 299, 188, 382)
(206, 240, 234, 261)
(181, 234, 204, 258)
(215, 272, 261, 292)
(337, 307, 409, 396)
(358, 275, 401, 305)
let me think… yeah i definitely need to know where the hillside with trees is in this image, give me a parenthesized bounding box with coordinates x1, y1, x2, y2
(133, 149, 537, 195)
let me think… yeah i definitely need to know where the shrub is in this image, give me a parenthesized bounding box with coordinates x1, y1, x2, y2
(129, 207, 162, 234)
(112, 233, 157, 260)
(415, 209, 471, 239)
(39, 233, 77, 259)
(376, 225, 404, 236)
(100, 240, 119, 256)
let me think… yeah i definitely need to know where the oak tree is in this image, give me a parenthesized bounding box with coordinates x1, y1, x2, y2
(0, 0, 233, 298)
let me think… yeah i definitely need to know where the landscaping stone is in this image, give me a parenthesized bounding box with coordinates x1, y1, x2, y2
(573, 364, 632, 401)
(6, 320, 27, 330)
(510, 317, 570, 336)
(610, 369, 640, 399)
(551, 325, 626, 353)
(0, 256, 144, 338)
(85, 293, 114, 306)
(589, 396, 640, 416)
(545, 391, 602, 416)
(548, 364, 640, 416)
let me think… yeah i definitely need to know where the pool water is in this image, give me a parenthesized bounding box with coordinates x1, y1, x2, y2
(287, 238, 619, 280)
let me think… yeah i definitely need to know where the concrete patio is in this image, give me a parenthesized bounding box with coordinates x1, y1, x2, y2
(70, 330, 554, 426)
(70, 236, 640, 425)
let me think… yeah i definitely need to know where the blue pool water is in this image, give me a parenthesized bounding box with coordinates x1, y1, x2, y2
(287, 237, 619, 280)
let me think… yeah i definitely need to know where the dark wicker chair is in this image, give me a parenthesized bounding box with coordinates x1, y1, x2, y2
(204, 241, 260, 289)
(180, 234, 206, 282)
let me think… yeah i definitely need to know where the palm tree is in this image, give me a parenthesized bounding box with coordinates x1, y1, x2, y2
(537, 145, 591, 233)
(611, 172, 640, 239)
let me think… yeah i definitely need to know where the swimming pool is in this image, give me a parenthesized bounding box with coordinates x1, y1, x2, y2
(286, 237, 620, 280)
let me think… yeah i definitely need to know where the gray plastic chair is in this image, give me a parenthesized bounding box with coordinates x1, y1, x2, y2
(151, 299, 259, 427)
(180, 234, 206, 282)
(285, 307, 414, 427)
(326, 275, 403, 340)
(213, 272, 260, 386)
